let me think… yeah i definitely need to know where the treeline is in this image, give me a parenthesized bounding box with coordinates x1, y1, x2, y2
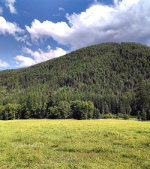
(0, 97, 135, 120)
(0, 100, 95, 120)
(0, 77, 149, 120)
(0, 101, 131, 120)
(0, 42, 150, 120)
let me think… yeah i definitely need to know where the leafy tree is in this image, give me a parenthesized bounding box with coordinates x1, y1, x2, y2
(58, 101, 71, 119)
(93, 108, 100, 119)
(20, 104, 30, 119)
(71, 100, 94, 120)
(2, 104, 19, 120)
(0, 106, 4, 120)
(47, 106, 61, 119)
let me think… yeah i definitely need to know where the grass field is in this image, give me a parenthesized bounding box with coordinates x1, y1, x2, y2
(0, 119, 150, 169)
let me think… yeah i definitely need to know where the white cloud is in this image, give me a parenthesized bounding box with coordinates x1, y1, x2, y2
(0, 59, 9, 68)
(15, 55, 36, 67)
(26, 19, 72, 42)
(0, 16, 23, 37)
(15, 46, 67, 67)
(5, 0, 17, 14)
(26, 0, 150, 50)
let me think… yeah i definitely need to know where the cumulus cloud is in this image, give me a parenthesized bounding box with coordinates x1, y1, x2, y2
(5, 0, 17, 14)
(15, 46, 67, 67)
(26, 20, 72, 42)
(0, 59, 9, 68)
(15, 55, 36, 67)
(0, 16, 23, 37)
(26, 0, 150, 50)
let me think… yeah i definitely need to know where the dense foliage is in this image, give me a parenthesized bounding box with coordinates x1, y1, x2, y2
(0, 42, 150, 120)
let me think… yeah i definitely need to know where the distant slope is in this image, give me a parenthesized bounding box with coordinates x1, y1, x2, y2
(0, 42, 149, 91)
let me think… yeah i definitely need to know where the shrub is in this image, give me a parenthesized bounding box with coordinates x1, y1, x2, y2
(117, 113, 130, 120)
(71, 100, 94, 120)
(100, 113, 116, 119)
(93, 108, 100, 119)
(123, 114, 130, 120)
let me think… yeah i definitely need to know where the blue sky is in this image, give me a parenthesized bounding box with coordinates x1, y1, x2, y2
(0, 0, 150, 70)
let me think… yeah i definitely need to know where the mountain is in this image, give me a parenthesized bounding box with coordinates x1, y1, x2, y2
(0, 42, 150, 119)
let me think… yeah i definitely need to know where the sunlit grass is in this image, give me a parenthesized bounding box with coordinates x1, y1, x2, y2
(0, 119, 150, 169)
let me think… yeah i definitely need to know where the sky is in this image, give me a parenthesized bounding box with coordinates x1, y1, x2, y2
(0, 0, 150, 70)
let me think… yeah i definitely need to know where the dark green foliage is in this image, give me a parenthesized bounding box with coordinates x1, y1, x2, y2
(117, 113, 129, 119)
(93, 108, 100, 119)
(47, 101, 71, 119)
(100, 113, 116, 119)
(0, 106, 4, 120)
(123, 114, 130, 120)
(0, 104, 20, 120)
(136, 76, 150, 120)
(58, 101, 71, 119)
(71, 100, 94, 120)
(0, 42, 150, 120)
(47, 106, 61, 119)
(99, 113, 130, 120)
(20, 104, 30, 119)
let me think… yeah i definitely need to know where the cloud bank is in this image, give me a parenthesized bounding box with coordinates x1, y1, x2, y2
(15, 46, 67, 67)
(26, 0, 150, 50)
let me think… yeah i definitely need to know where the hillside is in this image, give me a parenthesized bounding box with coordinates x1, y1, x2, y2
(0, 42, 150, 120)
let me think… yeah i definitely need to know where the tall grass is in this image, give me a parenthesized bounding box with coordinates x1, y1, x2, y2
(0, 119, 150, 168)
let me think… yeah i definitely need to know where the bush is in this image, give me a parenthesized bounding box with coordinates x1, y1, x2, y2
(71, 100, 94, 120)
(47, 106, 61, 119)
(99, 113, 130, 120)
(58, 101, 71, 119)
(100, 113, 116, 119)
(123, 114, 130, 120)
(0, 106, 4, 120)
(1, 104, 21, 120)
(93, 108, 100, 119)
(117, 113, 130, 120)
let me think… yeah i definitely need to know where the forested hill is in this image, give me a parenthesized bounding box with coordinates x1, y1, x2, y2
(0, 42, 150, 92)
(0, 42, 150, 120)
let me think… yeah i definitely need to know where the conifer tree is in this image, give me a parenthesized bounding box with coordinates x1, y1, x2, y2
(136, 76, 148, 120)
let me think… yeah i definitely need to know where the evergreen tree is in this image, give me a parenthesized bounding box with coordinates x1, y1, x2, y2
(136, 76, 148, 120)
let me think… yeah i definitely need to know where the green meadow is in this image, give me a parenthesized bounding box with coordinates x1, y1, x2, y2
(0, 119, 150, 169)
